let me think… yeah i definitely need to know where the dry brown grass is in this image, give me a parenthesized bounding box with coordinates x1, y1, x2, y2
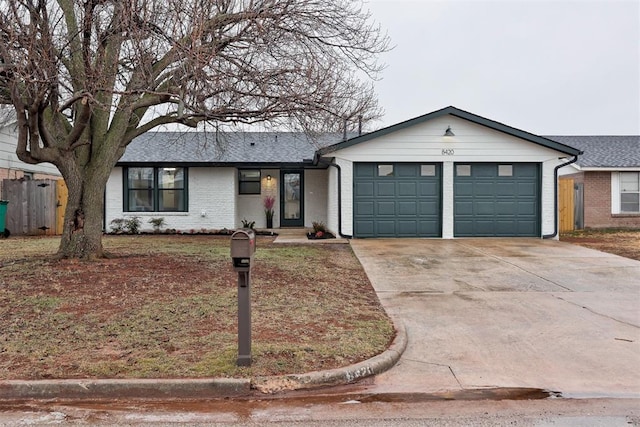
(0, 235, 394, 380)
(561, 229, 640, 261)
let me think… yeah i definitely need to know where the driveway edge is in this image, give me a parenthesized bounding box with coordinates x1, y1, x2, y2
(0, 318, 406, 400)
(252, 316, 407, 394)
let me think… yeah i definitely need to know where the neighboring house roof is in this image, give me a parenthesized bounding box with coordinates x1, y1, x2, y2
(118, 131, 349, 166)
(318, 106, 583, 157)
(546, 136, 640, 169)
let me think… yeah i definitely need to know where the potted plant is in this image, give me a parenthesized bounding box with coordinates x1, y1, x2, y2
(263, 195, 275, 228)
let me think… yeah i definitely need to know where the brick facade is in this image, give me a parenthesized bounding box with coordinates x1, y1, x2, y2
(567, 171, 640, 229)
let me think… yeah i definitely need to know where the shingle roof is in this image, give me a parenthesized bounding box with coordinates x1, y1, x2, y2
(118, 131, 348, 165)
(546, 136, 640, 168)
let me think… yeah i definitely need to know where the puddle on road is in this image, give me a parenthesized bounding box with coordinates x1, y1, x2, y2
(0, 387, 562, 415)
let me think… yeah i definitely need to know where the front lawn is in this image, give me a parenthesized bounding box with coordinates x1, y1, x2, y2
(0, 235, 394, 380)
(561, 229, 640, 261)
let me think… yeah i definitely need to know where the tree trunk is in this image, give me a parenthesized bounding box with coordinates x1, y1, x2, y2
(57, 165, 109, 260)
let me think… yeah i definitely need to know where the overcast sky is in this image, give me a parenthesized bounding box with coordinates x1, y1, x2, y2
(363, 0, 639, 135)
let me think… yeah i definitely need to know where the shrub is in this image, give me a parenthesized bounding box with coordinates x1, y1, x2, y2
(148, 217, 166, 233)
(241, 218, 256, 229)
(125, 217, 141, 234)
(312, 221, 326, 233)
(109, 218, 126, 233)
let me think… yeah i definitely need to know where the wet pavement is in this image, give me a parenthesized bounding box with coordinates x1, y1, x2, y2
(350, 238, 640, 398)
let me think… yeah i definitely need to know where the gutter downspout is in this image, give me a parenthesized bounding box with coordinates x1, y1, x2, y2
(543, 155, 579, 239)
(317, 158, 353, 239)
(328, 162, 352, 239)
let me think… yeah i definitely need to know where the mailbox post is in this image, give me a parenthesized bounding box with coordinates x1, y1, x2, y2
(230, 229, 256, 366)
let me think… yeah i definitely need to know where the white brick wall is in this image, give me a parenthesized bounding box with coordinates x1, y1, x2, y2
(326, 165, 339, 235)
(442, 162, 455, 238)
(336, 158, 353, 236)
(106, 167, 237, 232)
(304, 169, 328, 228)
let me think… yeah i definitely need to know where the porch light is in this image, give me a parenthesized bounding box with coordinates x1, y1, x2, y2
(267, 175, 272, 181)
(444, 126, 455, 137)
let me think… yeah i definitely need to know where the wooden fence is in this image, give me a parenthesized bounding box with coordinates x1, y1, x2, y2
(1, 179, 67, 235)
(559, 178, 575, 233)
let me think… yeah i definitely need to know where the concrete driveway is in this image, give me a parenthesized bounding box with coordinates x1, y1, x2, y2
(350, 238, 640, 398)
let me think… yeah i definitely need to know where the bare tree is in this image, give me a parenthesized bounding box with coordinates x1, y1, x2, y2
(0, 0, 388, 259)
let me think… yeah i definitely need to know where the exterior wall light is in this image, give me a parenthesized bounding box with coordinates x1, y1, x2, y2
(444, 126, 455, 137)
(267, 175, 272, 181)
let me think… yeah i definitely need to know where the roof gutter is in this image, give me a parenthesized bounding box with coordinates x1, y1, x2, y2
(543, 155, 579, 239)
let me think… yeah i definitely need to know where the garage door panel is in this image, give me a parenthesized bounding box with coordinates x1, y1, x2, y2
(517, 221, 538, 234)
(517, 201, 536, 214)
(419, 181, 439, 196)
(376, 221, 397, 236)
(495, 182, 516, 195)
(515, 164, 538, 177)
(398, 182, 418, 196)
(419, 201, 440, 215)
(355, 164, 375, 177)
(419, 220, 440, 235)
(354, 163, 441, 237)
(376, 182, 396, 197)
(474, 182, 498, 196)
(456, 182, 474, 196)
(355, 221, 374, 235)
(476, 201, 495, 215)
(517, 182, 537, 196)
(377, 201, 396, 215)
(355, 201, 375, 216)
(397, 221, 418, 235)
(397, 164, 418, 177)
(474, 221, 497, 234)
(355, 181, 374, 196)
(495, 201, 516, 214)
(455, 163, 540, 237)
(397, 201, 417, 216)
(455, 201, 474, 215)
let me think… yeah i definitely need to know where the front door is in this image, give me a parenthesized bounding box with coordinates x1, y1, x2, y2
(280, 171, 304, 227)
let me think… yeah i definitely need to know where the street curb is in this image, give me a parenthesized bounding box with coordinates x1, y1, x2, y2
(0, 319, 406, 400)
(0, 378, 250, 400)
(252, 316, 408, 394)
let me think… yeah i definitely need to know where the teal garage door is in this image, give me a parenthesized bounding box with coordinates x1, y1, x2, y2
(454, 163, 540, 237)
(354, 163, 441, 238)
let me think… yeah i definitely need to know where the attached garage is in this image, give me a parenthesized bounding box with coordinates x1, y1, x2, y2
(353, 163, 441, 237)
(454, 163, 540, 237)
(318, 106, 582, 239)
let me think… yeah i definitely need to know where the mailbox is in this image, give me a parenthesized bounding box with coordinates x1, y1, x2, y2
(231, 229, 256, 272)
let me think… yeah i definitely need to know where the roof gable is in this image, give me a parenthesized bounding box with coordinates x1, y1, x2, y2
(318, 106, 583, 157)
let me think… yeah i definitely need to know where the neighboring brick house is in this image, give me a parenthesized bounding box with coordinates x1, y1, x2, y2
(0, 108, 62, 195)
(554, 136, 640, 229)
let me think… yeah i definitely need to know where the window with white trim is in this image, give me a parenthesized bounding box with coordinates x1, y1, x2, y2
(620, 172, 640, 212)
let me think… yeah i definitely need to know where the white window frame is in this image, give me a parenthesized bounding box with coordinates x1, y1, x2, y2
(611, 171, 640, 214)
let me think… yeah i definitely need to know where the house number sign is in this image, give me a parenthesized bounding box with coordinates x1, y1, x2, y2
(441, 148, 455, 155)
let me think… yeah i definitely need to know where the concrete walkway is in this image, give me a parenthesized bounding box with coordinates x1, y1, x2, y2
(350, 238, 640, 398)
